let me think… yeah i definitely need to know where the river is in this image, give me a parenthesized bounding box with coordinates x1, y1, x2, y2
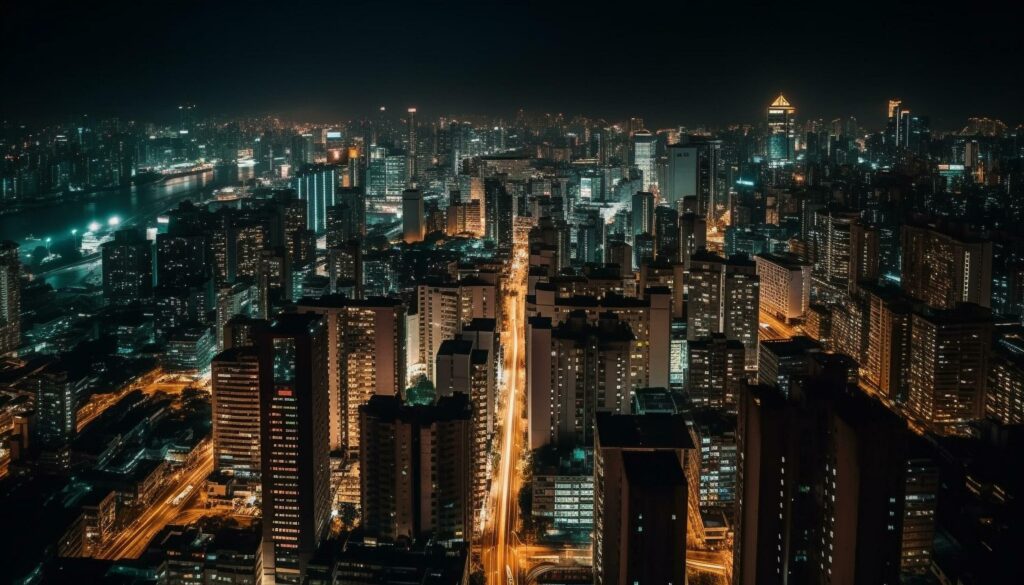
(0, 165, 253, 287)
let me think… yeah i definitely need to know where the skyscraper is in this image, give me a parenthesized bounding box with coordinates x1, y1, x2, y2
(630, 191, 654, 240)
(293, 164, 338, 234)
(406, 107, 417, 183)
(256, 313, 331, 584)
(766, 94, 796, 166)
(402, 188, 425, 244)
(631, 130, 657, 191)
(664, 137, 722, 216)
(0, 241, 22, 354)
(686, 252, 760, 369)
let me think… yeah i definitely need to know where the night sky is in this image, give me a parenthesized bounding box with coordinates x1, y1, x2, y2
(3, 0, 1022, 129)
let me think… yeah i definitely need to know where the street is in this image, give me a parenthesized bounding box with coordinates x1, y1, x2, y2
(486, 236, 528, 585)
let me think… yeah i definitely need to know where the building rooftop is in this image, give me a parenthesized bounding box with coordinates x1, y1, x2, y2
(623, 450, 685, 487)
(595, 412, 694, 450)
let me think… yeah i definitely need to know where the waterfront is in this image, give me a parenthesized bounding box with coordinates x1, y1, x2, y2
(0, 165, 251, 287)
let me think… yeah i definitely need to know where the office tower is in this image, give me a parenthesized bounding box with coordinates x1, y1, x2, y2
(654, 205, 679, 260)
(256, 313, 331, 583)
(593, 413, 691, 585)
(735, 373, 930, 585)
(631, 130, 657, 191)
(293, 164, 338, 233)
(384, 154, 408, 201)
(326, 240, 362, 297)
(291, 132, 314, 168)
(864, 286, 913, 402)
(31, 367, 75, 471)
(633, 233, 655, 268)
(365, 145, 387, 202)
(297, 295, 406, 455)
(101, 228, 153, 304)
(754, 253, 811, 323)
(484, 178, 515, 250)
(901, 223, 993, 309)
(907, 304, 992, 435)
(402, 188, 425, 244)
(686, 252, 760, 368)
(687, 334, 745, 410)
(526, 312, 634, 449)
(678, 212, 707, 267)
(359, 394, 472, 542)
(848, 220, 880, 291)
(664, 137, 722, 216)
(406, 107, 417, 182)
(156, 232, 209, 287)
(211, 347, 261, 481)
(1, 241, 21, 354)
(256, 246, 291, 317)
(165, 324, 216, 373)
(630, 191, 654, 239)
(325, 188, 366, 246)
(766, 94, 796, 165)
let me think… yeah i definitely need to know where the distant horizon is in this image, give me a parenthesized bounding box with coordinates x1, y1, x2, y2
(4, 0, 1023, 130)
(3, 99, 1018, 135)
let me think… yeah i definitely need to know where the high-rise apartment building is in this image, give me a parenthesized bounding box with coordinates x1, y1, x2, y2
(529, 287, 671, 388)
(901, 223, 992, 309)
(211, 347, 261, 481)
(686, 252, 760, 369)
(526, 312, 634, 449)
(359, 393, 472, 543)
(593, 413, 692, 585)
(906, 304, 992, 435)
(297, 295, 406, 455)
(687, 334, 745, 410)
(417, 280, 497, 382)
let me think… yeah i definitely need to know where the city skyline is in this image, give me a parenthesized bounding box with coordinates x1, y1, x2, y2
(2, 2, 1023, 584)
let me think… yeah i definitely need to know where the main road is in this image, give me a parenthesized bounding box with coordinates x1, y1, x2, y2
(487, 236, 529, 585)
(95, 440, 213, 560)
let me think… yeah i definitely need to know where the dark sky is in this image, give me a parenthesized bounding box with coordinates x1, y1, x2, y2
(3, 0, 1022, 130)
